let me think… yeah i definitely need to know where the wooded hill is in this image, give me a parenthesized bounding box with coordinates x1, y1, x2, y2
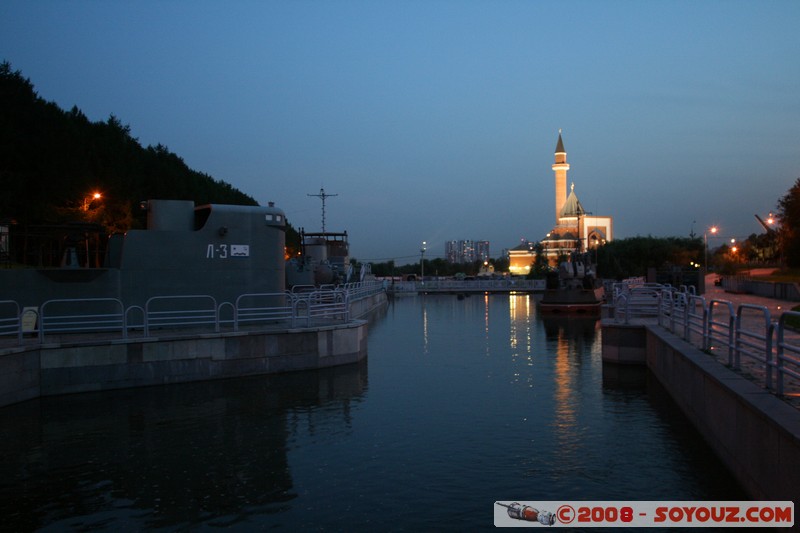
(0, 61, 259, 232)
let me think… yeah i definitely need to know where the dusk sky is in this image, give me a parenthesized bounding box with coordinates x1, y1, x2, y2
(2, 1, 798, 262)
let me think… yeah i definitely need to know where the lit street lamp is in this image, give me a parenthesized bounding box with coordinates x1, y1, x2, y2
(82, 192, 102, 211)
(704, 226, 718, 270)
(420, 241, 426, 284)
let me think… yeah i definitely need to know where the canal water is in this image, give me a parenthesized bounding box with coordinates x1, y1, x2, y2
(0, 293, 745, 531)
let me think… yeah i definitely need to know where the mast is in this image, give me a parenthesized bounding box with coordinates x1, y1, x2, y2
(307, 188, 338, 233)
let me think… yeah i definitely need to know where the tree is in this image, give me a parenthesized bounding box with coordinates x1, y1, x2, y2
(0, 61, 300, 267)
(526, 242, 549, 279)
(777, 178, 800, 268)
(0, 61, 261, 230)
(492, 256, 509, 273)
(370, 260, 396, 278)
(595, 236, 703, 279)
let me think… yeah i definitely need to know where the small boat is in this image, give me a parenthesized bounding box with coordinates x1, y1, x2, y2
(538, 252, 604, 315)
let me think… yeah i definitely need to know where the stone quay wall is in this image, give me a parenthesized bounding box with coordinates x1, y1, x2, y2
(0, 321, 368, 408)
(0, 291, 388, 408)
(602, 320, 800, 503)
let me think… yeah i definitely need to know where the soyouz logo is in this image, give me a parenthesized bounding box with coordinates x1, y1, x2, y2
(495, 502, 555, 525)
(493, 501, 794, 527)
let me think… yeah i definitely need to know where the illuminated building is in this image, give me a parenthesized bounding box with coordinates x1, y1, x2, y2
(508, 239, 537, 276)
(510, 132, 614, 272)
(543, 131, 613, 263)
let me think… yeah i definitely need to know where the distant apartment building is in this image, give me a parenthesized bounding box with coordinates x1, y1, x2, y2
(445, 240, 490, 264)
(475, 241, 490, 262)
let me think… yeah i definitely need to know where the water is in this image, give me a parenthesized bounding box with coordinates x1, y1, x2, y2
(0, 294, 745, 531)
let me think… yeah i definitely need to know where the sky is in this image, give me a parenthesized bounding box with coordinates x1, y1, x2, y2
(2, 1, 799, 263)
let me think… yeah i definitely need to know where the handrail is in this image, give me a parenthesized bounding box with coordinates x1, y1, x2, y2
(218, 301, 236, 330)
(684, 295, 707, 345)
(614, 293, 629, 324)
(624, 287, 661, 320)
(734, 304, 773, 380)
(39, 298, 126, 342)
(125, 305, 145, 333)
(647, 293, 800, 398)
(144, 295, 219, 336)
(657, 288, 687, 332)
(707, 299, 736, 364)
(776, 312, 800, 396)
(0, 283, 384, 346)
(292, 289, 349, 327)
(0, 300, 22, 343)
(234, 292, 292, 331)
(390, 278, 545, 293)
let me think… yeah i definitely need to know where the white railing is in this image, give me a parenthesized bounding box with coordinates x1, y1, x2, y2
(344, 280, 386, 300)
(0, 300, 22, 343)
(658, 289, 688, 332)
(776, 312, 800, 396)
(707, 299, 736, 365)
(734, 304, 774, 377)
(684, 295, 707, 346)
(612, 283, 800, 397)
(389, 278, 545, 293)
(0, 280, 385, 346)
(144, 295, 219, 336)
(616, 284, 800, 398)
(613, 285, 663, 323)
(294, 289, 349, 327)
(40, 298, 127, 342)
(234, 293, 293, 331)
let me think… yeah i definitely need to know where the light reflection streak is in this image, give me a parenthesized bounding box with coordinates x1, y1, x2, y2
(422, 297, 429, 354)
(484, 293, 491, 356)
(508, 294, 533, 359)
(553, 325, 577, 452)
(509, 294, 591, 454)
(509, 294, 518, 350)
(545, 317, 600, 458)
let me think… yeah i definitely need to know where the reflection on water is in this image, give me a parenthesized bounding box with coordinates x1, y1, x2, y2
(0, 364, 367, 531)
(0, 294, 745, 530)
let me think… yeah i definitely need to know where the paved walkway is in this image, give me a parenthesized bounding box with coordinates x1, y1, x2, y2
(700, 272, 800, 409)
(705, 270, 797, 322)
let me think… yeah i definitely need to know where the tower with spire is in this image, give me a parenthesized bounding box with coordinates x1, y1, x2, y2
(543, 130, 613, 264)
(552, 130, 570, 224)
(507, 130, 614, 275)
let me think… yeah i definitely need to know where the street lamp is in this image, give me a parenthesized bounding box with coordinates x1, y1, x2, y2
(82, 192, 102, 211)
(420, 241, 426, 283)
(704, 226, 718, 270)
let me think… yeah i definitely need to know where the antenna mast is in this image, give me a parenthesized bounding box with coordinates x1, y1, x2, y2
(307, 188, 338, 232)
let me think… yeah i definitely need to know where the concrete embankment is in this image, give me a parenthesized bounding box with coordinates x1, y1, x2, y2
(0, 292, 387, 408)
(602, 319, 800, 503)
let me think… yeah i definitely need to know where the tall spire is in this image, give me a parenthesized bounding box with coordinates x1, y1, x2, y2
(552, 130, 570, 224)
